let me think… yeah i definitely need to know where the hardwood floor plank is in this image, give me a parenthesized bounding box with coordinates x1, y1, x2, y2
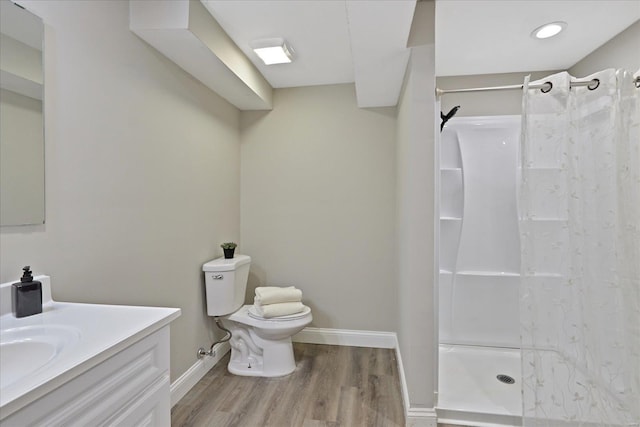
(336, 386, 361, 426)
(306, 345, 345, 422)
(172, 343, 405, 427)
(269, 345, 323, 426)
(371, 373, 404, 427)
(301, 419, 339, 427)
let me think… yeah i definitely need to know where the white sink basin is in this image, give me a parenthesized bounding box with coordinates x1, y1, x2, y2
(0, 325, 80, 389)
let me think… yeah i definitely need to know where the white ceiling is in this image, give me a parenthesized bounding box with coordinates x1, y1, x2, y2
(437, 0, 640, 77)
(201, 0, 639, 106)
(201, 0, 416, 107)
(202, 1, 355, 88)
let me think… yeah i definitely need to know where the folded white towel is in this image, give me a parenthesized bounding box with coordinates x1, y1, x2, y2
(254, 286, 302, 305)
(253, 302, 305, 318)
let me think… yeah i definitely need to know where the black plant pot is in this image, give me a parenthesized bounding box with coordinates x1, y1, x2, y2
(223, 248, 235, 259)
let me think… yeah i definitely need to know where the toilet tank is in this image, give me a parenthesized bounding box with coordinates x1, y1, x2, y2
(203, 255, 251, 316)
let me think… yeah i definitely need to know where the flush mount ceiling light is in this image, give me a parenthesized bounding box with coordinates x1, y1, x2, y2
(531, 21, 567, 39)
(250, 38, 293, 65)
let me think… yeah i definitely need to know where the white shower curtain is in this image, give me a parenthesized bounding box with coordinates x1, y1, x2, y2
(519, 69, 640, 426)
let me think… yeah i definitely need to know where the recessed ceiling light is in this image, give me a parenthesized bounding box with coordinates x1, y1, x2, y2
(250, 38, 293, 65)
(531, 21, 567, 39)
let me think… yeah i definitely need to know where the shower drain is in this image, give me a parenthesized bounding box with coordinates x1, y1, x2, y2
(496, 374, 515, 384)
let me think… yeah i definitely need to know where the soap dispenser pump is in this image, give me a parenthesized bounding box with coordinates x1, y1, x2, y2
(12, 266, 42, 318)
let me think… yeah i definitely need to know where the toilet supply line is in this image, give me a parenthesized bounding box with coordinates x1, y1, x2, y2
(197, 316, 232, 358)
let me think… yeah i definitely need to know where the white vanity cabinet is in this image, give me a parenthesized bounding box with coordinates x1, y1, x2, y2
(0, 276, 180, 427)
(1, 326, 171, 427)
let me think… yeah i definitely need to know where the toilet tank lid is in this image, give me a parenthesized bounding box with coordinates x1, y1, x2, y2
(203, 255, 251, 272)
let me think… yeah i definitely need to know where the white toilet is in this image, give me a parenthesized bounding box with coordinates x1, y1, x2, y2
(203, 255, 312, 377)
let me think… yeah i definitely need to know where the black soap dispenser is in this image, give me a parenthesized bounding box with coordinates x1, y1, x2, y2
(12, 266, 42, 318)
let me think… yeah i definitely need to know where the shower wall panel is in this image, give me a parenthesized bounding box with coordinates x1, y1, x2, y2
(452, 274, 520, 345)
(456, 128, 520, 273)
(439, 116, 521, 348)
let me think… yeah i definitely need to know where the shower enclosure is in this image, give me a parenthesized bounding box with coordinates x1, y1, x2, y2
(436, 69, 639, 427)
(437, 115, 523, 426)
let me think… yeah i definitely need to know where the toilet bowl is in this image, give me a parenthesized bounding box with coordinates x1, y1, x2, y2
(224, 305, 312, 377)
(203, 255, 312, 377)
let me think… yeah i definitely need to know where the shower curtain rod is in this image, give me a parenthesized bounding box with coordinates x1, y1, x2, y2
(436, 76, 640, 96)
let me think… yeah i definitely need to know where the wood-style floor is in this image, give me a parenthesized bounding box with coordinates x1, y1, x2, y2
(172, 343, 405, 427)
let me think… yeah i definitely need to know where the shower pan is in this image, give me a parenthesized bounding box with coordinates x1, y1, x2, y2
(437, 115, 523, 426)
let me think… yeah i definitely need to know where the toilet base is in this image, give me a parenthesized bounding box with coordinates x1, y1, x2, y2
(225, 325, 298, 377)
(227, 336, 297, 377)
(228, 355, 295, 377)
(228, 359, 266, 376)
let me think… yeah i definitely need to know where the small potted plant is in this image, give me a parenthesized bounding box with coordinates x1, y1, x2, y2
(221, 242, 237, 259)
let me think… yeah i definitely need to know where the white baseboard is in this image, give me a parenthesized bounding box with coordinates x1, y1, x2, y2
(293, 327, 396, 348)
(395, 342, 438, 427)
(406, 408, 438, 427)
(394, 339, 411, 415)
(170, 342, 230, 407)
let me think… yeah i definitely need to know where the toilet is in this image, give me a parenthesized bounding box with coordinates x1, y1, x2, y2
(203, 255, 312, 377)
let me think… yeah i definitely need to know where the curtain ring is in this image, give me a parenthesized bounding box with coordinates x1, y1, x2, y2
(540, 82, 553, 93)
(587, 79, 600, 90)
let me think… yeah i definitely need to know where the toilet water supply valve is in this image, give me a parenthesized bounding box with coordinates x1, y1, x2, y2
(197, 316, 232, 358)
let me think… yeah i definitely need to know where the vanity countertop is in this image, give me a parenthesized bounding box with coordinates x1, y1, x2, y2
(0, 276, 181, 420)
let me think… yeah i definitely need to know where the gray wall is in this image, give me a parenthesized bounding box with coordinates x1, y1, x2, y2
(0, 0, 241, 381)
(396, 44, 437, 410)
(570, 20, 640, 76)
(240, 84, 397, 331)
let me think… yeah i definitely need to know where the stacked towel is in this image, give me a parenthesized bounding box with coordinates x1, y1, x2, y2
(253, 286, 305, 319)
(254, 286, 302, 305)
(254, 302, 305, 319)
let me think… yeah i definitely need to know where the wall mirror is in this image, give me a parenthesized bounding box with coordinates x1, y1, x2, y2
(0, 0, 44, 226)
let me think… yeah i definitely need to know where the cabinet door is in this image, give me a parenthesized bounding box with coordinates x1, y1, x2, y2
(3, 328, 170, 427)
(102, 375, 170, 427)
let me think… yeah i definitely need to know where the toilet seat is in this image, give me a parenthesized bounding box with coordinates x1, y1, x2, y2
(227, 305, 312, 329)
(248, 305, 311, 321)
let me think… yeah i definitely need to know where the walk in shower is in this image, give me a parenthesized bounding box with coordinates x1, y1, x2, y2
(437, 115, 523, 426)
(436, 69, 639, 427)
